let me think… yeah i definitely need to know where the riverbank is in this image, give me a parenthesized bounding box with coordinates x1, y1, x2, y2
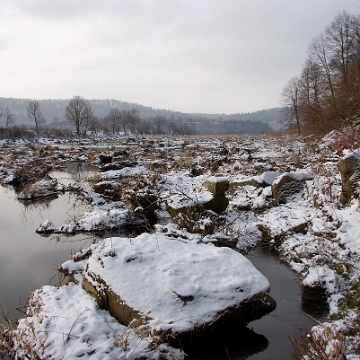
(0, 131, 359, 359)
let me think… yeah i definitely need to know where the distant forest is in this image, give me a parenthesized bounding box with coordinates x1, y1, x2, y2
(0, 97, 281, 136)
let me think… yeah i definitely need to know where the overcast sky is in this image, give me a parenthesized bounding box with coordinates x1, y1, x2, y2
(1, 0, 359, 114)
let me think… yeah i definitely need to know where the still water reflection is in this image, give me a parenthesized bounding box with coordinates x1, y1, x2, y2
(48, 161, 94, 187)
(0, 186, 97, 321)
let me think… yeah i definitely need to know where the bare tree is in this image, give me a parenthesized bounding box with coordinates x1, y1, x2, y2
(27, 100, 46, 133)
(0, 108, 3, 128)
(300, 58, 323, 108)
(101, 115, 110, 133)
(82, 102, 96, 135)
(89, 117, 101, 134)
(4, 108, 16, 129)
(65, 96, 92, 136)
(281, 11, 360, 134)
(128, 109, 141, 134)
(119, 110, 129, 133)
(280, 77, 302, 135)
(153, 115, 166, 135)
(107, 108, 121, 134)
(137, 118, 151, 135)
(306, 11, 360, 125)
(309, 34, 336, 105)
(325, 11, 360, 87)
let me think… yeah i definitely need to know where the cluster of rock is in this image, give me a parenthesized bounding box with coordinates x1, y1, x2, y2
(57, 150, 360, 350)
(5, 137, 360, 358)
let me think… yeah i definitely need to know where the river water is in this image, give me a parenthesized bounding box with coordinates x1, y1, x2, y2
(0, 167, 326, 359)
(0, 163, 97, 321)
(0, 188, 97, 321)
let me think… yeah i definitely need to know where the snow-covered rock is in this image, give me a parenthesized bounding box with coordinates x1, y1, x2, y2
(229, 171, 281, 191)
(12, 283, 185, 360)
(302, 265, 337, 302)
(202, 176, 229, 196)
(62, 232, 275, 345)
(202, 176, 229, 213)
(272, 171, 313, 205)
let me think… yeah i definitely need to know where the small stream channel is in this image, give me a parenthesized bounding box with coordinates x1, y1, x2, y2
(0, 164, 327, 359)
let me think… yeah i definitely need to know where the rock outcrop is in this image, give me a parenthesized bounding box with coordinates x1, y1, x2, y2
(202, 177, 229, 213)
(272, 172, 313, 206)
(165, 177, 229, 231)
(62, 233, 276, 346)
(338, 151, 360, 206)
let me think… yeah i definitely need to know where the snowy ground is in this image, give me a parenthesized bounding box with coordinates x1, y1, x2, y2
(1, 131, 360, 359)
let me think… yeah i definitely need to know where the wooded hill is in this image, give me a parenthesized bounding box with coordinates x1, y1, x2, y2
(0, 97, 281, 135)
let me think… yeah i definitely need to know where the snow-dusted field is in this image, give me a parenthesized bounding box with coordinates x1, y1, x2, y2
(0, 132, 359, 359)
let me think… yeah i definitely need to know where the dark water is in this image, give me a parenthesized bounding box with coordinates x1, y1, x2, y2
(0, 163, 97, 321)
(0, 187, 98, 321)
(0, 166, 326, 359)
(244, 249, 326, 359)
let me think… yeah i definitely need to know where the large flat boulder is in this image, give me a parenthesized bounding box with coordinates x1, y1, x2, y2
(62, 233, 275, 345)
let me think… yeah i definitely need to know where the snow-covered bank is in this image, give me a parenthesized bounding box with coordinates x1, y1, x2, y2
(13, 283, 185, 360)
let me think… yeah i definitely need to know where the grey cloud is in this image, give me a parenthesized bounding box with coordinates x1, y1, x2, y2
(1, 0, 359, 113)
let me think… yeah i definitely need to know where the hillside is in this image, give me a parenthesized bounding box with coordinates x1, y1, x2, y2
(0, 97, 281, 134)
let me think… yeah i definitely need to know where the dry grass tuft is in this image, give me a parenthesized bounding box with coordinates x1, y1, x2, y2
(290, 320, 346, 360)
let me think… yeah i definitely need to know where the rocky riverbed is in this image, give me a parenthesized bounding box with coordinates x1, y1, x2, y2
(0, 131, 360, 359)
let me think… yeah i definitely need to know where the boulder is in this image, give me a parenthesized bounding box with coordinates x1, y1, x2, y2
(98, 153, 113, 164)
(165, 183, 214, 233)
(93, 180, 122, 201)
(301, 266, 336, 303)
(229, 172, 280, 192)
(272, 172, 313, 206)
(100, 160, 138, 172)
(63, 233, 276, 346)
(202, 177, 229, 196)
(166, 203, 217, 234)
(202, 177, 229, 213)
(338, 151, 360, 206)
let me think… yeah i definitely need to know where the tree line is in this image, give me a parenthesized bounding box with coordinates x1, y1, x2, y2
(0, 97, 148, 135)
(0, 96, 273, 136)
(281, 11, 360, 135)
(0, 100, 46, 131)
